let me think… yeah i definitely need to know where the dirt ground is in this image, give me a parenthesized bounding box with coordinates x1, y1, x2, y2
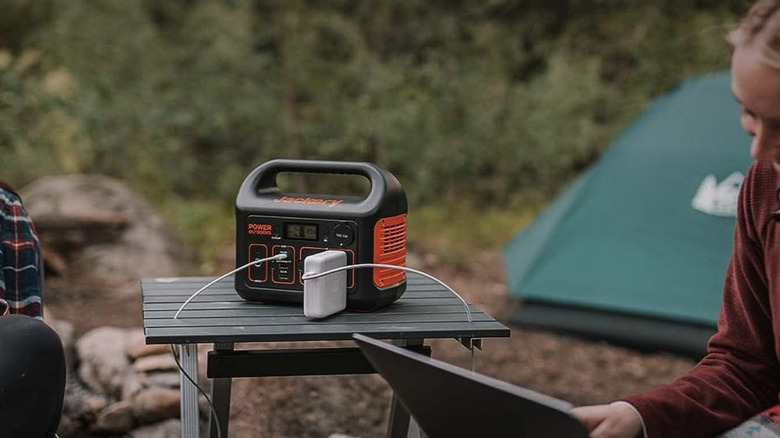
(44, 249, 697, 438)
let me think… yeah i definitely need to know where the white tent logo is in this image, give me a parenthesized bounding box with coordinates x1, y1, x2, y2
(691, 172, 744, 217)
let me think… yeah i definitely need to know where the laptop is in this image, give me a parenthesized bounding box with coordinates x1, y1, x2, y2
(353, 333, 590, 438)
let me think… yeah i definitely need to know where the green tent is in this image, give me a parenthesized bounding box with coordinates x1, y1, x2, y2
(503, 71, 753, 358)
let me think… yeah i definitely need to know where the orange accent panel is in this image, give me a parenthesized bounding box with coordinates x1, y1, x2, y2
(373, 214, 407, 289)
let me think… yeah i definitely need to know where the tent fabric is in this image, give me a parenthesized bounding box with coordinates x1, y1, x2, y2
(503, 71, 754, 357)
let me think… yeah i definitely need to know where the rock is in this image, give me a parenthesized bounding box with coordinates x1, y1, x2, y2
(126, 329, 170, 359)
(129, 419, 182, 438)
(46, 314, 76, 370)
(132, 387, 181, 424)
(61, 326, 188, 435)
(76, 327, 131, 398)
(92, 400, 135, 434)
(130, 342, 173, 360)
(62, 378, 110, 422)
(47, 314, 75, 350)
(141, 371, 181, 389)
(133, 353, 177, 373)
(122, 371, 145, 401)
(56, 414, 81, 438)
(20, 174, 195, 295)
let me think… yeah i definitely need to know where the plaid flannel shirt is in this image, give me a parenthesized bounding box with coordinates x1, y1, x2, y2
(0, 187, 43, 318)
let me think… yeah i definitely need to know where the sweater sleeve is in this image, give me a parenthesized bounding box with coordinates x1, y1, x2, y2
(622, 162, 780, 438)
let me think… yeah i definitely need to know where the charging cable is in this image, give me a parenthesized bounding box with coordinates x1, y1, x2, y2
(170, 253, 475, 426)
(173, 253, 288, 320)
(301, 263, 472, 323)
(302, 260, 478, 371)
(169, 253, 286, 438)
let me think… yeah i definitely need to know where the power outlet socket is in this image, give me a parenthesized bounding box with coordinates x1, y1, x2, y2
(303, 250, 347, 319)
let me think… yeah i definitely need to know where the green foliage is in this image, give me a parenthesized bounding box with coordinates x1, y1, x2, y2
(0, 0, 54, 51)
(0, 0, 749, 264)
(408, 192, 548, 267)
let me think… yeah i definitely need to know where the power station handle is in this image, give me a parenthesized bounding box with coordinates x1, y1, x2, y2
(248, 159, 390, 197)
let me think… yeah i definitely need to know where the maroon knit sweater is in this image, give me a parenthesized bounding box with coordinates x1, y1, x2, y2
(622, 160, 780, 437)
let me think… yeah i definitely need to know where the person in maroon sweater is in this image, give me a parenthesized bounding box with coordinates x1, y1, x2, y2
(572, 1, 780, 437)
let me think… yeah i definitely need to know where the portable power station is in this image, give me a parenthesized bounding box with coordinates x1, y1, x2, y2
(234, 159, 407, 311)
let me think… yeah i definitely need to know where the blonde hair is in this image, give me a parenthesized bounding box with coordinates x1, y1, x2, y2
(729, 0, 780, 69)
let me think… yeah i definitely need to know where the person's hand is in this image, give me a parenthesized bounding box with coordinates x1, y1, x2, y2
(571, 402, 643, 438)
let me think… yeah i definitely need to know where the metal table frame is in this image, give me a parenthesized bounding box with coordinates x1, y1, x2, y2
(141, 275, 509, 438)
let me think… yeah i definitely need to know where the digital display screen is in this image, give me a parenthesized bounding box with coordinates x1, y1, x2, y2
(284, 222, 318, 241)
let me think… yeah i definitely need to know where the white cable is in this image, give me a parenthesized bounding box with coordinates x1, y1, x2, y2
(173, 253, 288, 319)
(301, 264, 472, 323)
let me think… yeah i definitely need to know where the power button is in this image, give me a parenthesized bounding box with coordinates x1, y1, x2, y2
(332, 223, 354, 247)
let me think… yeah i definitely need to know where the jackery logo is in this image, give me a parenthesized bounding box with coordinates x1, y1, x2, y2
(273, 196, 343, 207)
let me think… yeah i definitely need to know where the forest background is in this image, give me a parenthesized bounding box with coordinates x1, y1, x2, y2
(0, 0, 750, 271)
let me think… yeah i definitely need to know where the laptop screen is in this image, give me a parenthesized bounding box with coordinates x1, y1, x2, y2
(354, 333, 590, 438)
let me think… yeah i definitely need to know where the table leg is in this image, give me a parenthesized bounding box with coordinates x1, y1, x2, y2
(179, 344, 200, 438)
(385, 339, 427, 438)
(209, 343, 234, 438)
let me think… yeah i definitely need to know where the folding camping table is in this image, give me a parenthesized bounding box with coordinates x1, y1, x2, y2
(141, 275, 510, 438)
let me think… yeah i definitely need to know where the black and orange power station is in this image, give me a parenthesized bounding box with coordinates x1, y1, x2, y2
(234, 159, 407, 311)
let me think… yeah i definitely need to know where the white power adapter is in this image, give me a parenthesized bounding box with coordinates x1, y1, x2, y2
(303, 250, 347, 319)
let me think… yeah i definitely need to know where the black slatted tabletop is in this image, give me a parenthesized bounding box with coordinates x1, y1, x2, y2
(142, 275, 509, 345)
